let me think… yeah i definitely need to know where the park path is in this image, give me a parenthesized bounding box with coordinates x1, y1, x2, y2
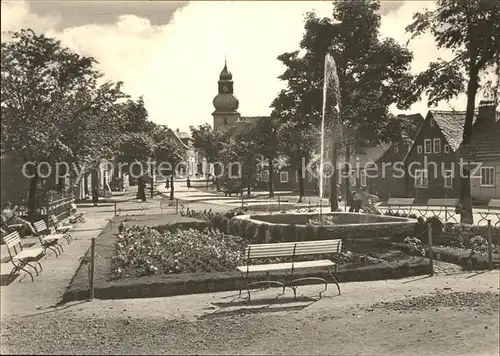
(0, 188, 170, 317)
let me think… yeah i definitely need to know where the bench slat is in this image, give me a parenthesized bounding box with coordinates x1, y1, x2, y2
(245, 240, 342, 259)
(294, 244, 342, 256)
(237, 259, 335, 273)
(489, 199, 500, 209)
(387, 198, 415, 206)
(427, 198, 458, 207)
(34, 220, 48, 233)
(3, 231, 21, 249)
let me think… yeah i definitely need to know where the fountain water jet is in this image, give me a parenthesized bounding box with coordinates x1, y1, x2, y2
(319, 53, 343, 218)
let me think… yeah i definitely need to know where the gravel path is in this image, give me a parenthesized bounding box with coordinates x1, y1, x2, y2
(2, 271, 498, 355)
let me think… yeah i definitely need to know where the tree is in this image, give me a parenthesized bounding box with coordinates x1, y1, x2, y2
(1, 29, 102, 218)
(277, 121, 320, 202)
(154, 127, 185, 200)
(271, 0, 418, 210)
(58, 79, 128, 190)
(245, 117, 279, 197)
(407, 0, 500, 223)
(190, 123, 228, 190)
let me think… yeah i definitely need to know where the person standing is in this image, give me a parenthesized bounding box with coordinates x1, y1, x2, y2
(349, 188, 362, 212)
(186, 177, 191, 189)
(92, 185, 99, 206)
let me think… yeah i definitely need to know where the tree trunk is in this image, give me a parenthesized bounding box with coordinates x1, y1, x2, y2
(297, 166, 305, 203)
(27, 171, 39, 222)
(344, 145, 351, 210)
(268, 156, 275, 198)
(330, 143, 339, 211)
(169, 175, 174, 200)
(459, 65, 480, 224)
(150, 165, 154, 198)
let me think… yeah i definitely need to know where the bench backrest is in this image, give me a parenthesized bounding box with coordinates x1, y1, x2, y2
(3, 231, 22, 257)
(489, 199, 500, 209)
(245, 239, 343, 260)
(50, 215, 59, 226)
(427, 198, 458, 207)
(387, 198, 415, 206)
(33, 220, 49, 234)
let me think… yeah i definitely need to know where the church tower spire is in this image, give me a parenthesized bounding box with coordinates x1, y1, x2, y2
(212, 59, 240, 129)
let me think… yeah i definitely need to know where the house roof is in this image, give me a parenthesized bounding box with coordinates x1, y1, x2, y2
(166, 128, 189, 150)
(339, 142, 392, 166)
(430, 110, 478, 152)
(176, 131, 191, 139)
(402, 109, 478, 163)
(459, 115, 500, 162)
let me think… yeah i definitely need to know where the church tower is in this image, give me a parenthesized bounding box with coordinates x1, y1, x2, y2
(212, 60, 240, 129)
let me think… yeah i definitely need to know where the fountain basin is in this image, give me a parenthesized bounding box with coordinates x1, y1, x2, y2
(233, 212, 417, 242)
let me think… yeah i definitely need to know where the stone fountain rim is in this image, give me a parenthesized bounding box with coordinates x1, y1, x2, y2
(233, 211, 418, 228)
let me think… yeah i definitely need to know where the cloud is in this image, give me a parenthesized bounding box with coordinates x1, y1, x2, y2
(1, 0, 497, 132)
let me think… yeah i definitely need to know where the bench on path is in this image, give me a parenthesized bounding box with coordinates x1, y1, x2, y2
(237, 239, 342, 302)
(378, 197, 415, 215)
(4, 231, 44, 283)
(69, 203, 86, 223)
(33, 220, 65, 257)
(49, 214, 74, 243)
(478, 199, 500, 227)
(417, 198, 459, 223)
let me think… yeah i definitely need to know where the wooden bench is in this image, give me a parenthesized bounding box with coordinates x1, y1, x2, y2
(224, 185, 243, 197)
(3, 231, 45, 283)
(69, 203, 86, 223)
(417, 198, 459, 223)
(478, 199, 500, 227)
(237, 239, 342, 302)
(378, 198, 415, 215)
(49, 214, 74, 243)
(33, 220, 65, 257)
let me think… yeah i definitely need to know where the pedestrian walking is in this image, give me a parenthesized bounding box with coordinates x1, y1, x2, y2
(92, 185, 99, 206)
(186, 177, 191, 189)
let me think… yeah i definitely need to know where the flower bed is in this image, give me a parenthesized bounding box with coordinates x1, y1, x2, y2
(111, 226, 247, 280)
(395, 234, 500, 270)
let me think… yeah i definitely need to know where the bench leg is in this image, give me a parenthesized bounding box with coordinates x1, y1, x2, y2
(25, 261, 40, 276)
(10, 262, 34, 282)
(328, 267, 341, 295)
(43, 245, 59, 258)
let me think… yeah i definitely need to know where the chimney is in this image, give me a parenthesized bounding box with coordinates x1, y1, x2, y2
(176, 128, 180, 133)
(478, 100, 496, 125)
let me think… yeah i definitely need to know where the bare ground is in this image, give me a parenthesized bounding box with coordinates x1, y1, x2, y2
(1, 271, 499, 355)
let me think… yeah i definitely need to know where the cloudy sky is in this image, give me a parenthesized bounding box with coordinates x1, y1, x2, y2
(1, 0, 495, 132)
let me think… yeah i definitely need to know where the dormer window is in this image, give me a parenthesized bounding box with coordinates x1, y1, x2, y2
(394, 143, 399, 153)
(429, 118, 434, 126)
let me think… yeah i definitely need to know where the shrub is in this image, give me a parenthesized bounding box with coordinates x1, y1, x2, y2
(316, 225, 328, 240)
(270, 225, 283, 242)
(244, 223, 257, 241)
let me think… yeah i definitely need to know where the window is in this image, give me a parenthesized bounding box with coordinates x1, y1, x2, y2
(224, 117, 228, 125)
(433, 138, 441, 153)
(429, 118, 434, 126)
(349, 174, 357, 187)
(444, 144, 450, 153)
(480, 167, 495, 187)
(394, 143, 399, 153)
(262, 170, 269, 182)
(360, 170, 367, 187)
(424, 139, 432, 154)
(280, 171, 289, 183)
(444, 169, 453, 188)
(417, 145, 423, 154)
(414, 169, 428, 188)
